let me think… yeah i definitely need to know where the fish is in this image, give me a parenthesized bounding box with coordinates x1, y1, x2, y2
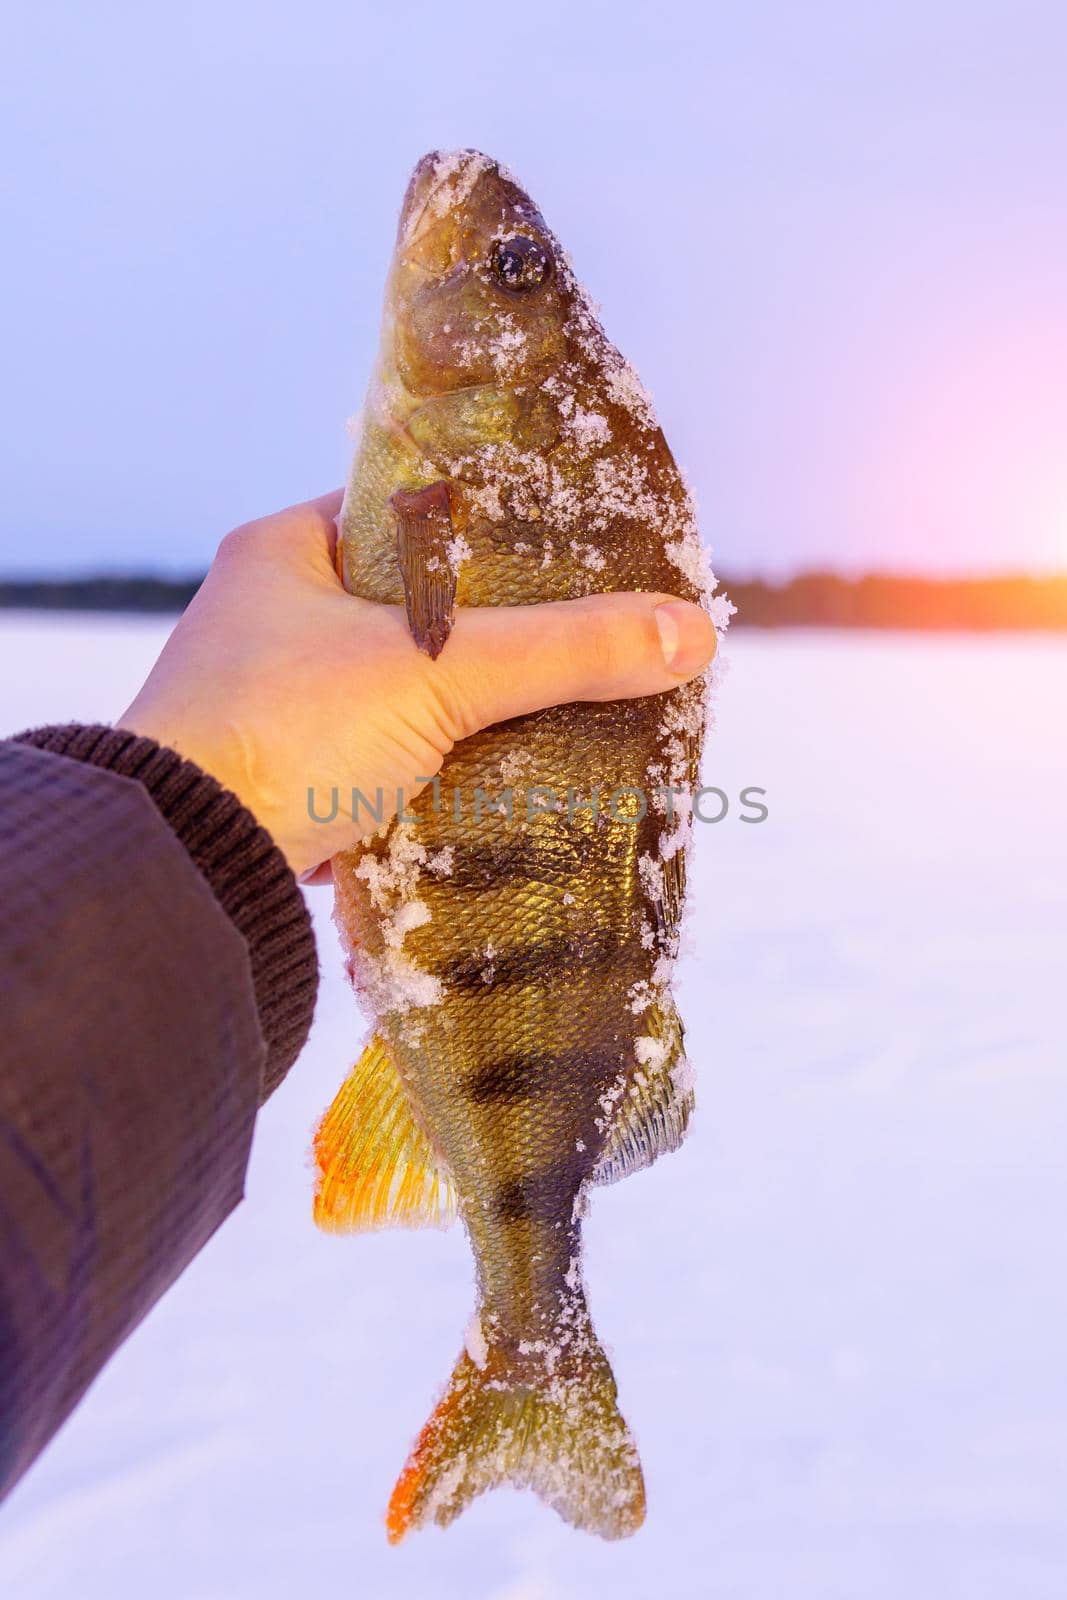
(313, 149, 724, 1543)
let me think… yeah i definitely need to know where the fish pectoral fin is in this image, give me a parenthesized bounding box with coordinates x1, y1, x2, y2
(391, 481, 457, 660)
(592, 1002, 695, 1186)
(313, 1033, 457, 1232)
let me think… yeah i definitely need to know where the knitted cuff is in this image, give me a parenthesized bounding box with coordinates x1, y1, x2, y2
(13, 723, 318, 1102)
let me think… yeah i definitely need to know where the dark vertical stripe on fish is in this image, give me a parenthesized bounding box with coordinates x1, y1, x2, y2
(464, 1048, 626, 1104)
(434, 927, 620, 992)
(493, 1158, 587, 1223)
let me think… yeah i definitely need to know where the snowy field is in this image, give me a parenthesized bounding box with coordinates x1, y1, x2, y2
(0, 613, 1065, 1600)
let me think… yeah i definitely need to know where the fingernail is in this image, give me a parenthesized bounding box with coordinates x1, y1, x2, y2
(654, 600, 715, 676)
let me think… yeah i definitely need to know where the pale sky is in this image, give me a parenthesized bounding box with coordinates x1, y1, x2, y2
(2, 1, 1065, 578)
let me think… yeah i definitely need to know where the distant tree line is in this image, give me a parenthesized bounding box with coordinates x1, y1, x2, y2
(2, 570, 1067, 630)
(720, 572, 1067, 630)
(0, 576, 203, 612)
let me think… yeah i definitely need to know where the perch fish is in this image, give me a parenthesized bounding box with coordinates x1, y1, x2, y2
(314, 149, 724, 1542)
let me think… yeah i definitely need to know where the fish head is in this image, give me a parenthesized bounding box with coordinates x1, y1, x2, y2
(387, 150, 571, 431)
(346, 150, 708, 609)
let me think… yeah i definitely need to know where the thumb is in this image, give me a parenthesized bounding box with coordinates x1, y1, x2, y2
(439, 592, 716, 733)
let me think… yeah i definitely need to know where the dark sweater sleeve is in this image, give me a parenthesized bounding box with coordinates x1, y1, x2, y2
(0, 726, 319, 1501)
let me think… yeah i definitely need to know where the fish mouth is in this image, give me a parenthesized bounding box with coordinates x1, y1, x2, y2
(397, 148, 498, 247)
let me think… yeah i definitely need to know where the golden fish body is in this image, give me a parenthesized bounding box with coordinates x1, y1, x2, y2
(315, 151, 715, 1542)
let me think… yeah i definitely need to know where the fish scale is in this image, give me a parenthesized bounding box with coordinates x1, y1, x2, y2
(313, 148, 720, 1541)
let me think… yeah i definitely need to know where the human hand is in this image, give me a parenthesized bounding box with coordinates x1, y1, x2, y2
(119, 492, 716, 879)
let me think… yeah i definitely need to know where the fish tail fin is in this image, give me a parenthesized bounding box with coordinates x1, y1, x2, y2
(386, 1318, 645, 1543)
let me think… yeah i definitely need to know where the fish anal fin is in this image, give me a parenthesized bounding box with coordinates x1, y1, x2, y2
(593, 1003, 694, 1186)
(391, 481, 457, 659)
(313, 1033, 457, 1232)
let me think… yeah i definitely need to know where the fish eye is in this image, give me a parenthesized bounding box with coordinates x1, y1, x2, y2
(491, 235, 552, 293)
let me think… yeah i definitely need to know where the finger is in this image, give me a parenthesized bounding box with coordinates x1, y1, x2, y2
(297, 860, 335, 887)
(440, 591, 716, 731)
(219, 491, 345, 586)
(307, 488, 345, 520)
(306, 489, 345, 567)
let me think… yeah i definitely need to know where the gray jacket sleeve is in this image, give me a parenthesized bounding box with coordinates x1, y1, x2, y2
(0, 729, 318, 1499)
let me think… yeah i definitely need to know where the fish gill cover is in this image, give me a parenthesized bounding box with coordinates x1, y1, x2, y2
(313, 149, 729, 1542)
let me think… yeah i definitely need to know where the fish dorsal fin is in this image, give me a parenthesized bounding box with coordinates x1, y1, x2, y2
(314, 1033, 457, 1231)
(653, 724, 701, 943)
(391, 481, 457, 659)
(592, 1004, 694, 1186)
(655, 849, 686, 943)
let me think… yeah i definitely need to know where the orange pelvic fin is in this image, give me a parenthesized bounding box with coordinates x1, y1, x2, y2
(313, 1033, 456, 1232)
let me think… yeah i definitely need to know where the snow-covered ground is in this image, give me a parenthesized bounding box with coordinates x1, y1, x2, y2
(1, 614, 1065, 1599)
